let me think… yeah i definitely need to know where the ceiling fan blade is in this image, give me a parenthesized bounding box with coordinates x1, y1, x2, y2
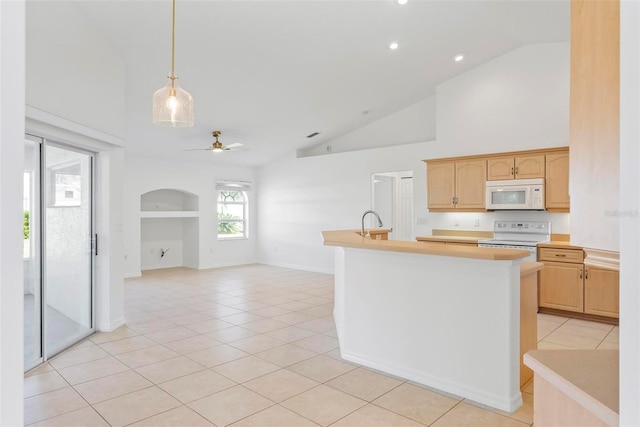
(184, 148, 213, 151)
(224, 143, 243, 149)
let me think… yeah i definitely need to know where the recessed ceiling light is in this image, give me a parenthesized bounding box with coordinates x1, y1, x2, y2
(396, 0, 408, 5)
(454, 53, 465, 62)
(389, 41, 399, 50)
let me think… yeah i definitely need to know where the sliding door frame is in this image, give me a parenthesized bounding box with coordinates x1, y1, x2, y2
(25, 134, 98, 369)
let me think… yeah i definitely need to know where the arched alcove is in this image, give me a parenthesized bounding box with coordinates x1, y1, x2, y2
(140, 188, 199, 213)
(139, 189, 200, 271)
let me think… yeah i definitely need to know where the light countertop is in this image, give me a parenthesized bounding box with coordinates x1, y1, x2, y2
(416, 235, 483, 244)
(538, 241, 584, 250)
(322, 230, 529, 261)
(524, 349, 618, 426)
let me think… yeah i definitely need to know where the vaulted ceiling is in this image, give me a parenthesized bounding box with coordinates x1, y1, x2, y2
(72, 0, 570, 166)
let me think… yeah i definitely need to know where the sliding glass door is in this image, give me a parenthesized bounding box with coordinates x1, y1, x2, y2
(24, 137, 96, 370)
(24, 136, 43, 370)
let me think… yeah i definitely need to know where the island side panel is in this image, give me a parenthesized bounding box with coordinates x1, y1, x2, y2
(333, 247, 346, 343)
(335, 247, 522, 412)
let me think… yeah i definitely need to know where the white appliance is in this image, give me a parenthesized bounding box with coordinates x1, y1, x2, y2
(478, 220, 551, 262)
(485, 178, 545, 210)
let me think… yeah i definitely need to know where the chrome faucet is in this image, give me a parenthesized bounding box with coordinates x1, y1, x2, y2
(361, 210, 383, 238)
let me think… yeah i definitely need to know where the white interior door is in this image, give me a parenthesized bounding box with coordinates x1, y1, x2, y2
(372, 171, 413, 241)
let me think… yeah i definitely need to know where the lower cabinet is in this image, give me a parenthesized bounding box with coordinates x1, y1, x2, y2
(538, 247, 619, 319)
(584, 267, 620, 318)
(538, 261, 584, 313)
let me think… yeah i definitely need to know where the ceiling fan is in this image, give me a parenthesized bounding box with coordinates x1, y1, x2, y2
(186, 131, 243, 153)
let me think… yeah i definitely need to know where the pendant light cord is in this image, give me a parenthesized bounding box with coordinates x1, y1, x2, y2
(170, 0, 176, 87)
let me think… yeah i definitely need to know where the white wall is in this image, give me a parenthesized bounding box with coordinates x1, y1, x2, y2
(619, 1, 640, 424)
(26, 1, 125, 139)
(258, 43, 570, 273)
(437, 43, 569, 153)
(0, 1, 25, 424)
(123, 155, 257, 277)
(258, 144, 433, 273)
(25, 0, 126, 332)
(299, 96, 436, 156)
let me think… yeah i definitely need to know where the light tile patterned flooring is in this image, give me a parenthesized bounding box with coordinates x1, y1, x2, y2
(24, 264, 619, 426)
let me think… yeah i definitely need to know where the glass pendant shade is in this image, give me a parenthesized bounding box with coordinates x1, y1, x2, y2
(152, 78, 194, 127)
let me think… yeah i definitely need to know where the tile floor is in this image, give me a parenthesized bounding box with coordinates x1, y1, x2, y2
(24, 264, 619, 426)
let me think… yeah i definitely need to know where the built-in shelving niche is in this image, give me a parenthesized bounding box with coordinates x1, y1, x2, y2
(140, 189, 199, 271)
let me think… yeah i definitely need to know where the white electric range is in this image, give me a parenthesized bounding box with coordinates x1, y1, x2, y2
(478, 221, 551, 262)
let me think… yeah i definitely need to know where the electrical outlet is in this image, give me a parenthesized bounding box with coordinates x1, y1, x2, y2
(474, 219, 480, 227)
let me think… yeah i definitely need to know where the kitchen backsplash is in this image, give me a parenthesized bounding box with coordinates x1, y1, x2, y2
(416, 211, 570, 236)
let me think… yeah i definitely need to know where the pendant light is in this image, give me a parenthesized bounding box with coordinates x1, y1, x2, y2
(152, 0, 194, 127)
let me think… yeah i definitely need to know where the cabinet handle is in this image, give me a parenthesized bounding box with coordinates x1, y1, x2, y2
(555, 253, 567, 257)
(585, 268, 589, 279)
(515, 166, 519, 175)
(511, 167, 514, 176)
(579, 268, 583, 279)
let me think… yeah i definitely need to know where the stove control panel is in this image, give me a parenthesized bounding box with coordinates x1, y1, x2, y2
(493, 221, 550, 234)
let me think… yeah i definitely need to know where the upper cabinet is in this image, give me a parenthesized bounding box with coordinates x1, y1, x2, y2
(545, 150, 570, 212)
(426, 161, 456, 209)
(455, 161, 487, 209)
(487, 155, 545, 181)
(425, 147, 569, 213)
(426, 160, 486, 211)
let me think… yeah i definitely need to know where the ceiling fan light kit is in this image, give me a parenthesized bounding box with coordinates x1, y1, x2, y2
(152, 0, 194, 127)
(184, 131, 244, 153)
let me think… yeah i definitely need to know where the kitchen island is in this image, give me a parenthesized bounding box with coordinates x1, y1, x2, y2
(322, 230, 541, 413)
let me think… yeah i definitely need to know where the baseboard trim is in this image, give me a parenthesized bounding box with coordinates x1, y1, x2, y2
(99, 317, 126, 333)
(341, 349, 523, 413)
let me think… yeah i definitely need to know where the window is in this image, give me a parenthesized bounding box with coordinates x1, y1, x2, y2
(217, 181, 251, 240)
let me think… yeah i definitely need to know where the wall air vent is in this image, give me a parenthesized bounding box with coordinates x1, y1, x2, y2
(306, 132, 320, 138)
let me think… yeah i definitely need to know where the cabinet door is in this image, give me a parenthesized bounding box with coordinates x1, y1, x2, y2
(515, 154, 545, 179)
(487, 157, 514, 180)
(545, 152, 570, 211)
(455, 160, 487, 209)
(584, 267, 619, 318)
(427, 161, 455, 209)
(539, 262, 584, 312)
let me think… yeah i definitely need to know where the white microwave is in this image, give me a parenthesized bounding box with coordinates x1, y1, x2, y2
(485, 178, 545, 210)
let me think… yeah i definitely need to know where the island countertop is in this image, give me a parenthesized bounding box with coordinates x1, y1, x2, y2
(322, 229, 529, 261)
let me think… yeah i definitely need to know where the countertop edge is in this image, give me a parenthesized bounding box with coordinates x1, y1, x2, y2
(520, 262, 543, 276)
(523, 350, 619, 426)
(416, 235, 482, 244)
(323, 230, 529, 261)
